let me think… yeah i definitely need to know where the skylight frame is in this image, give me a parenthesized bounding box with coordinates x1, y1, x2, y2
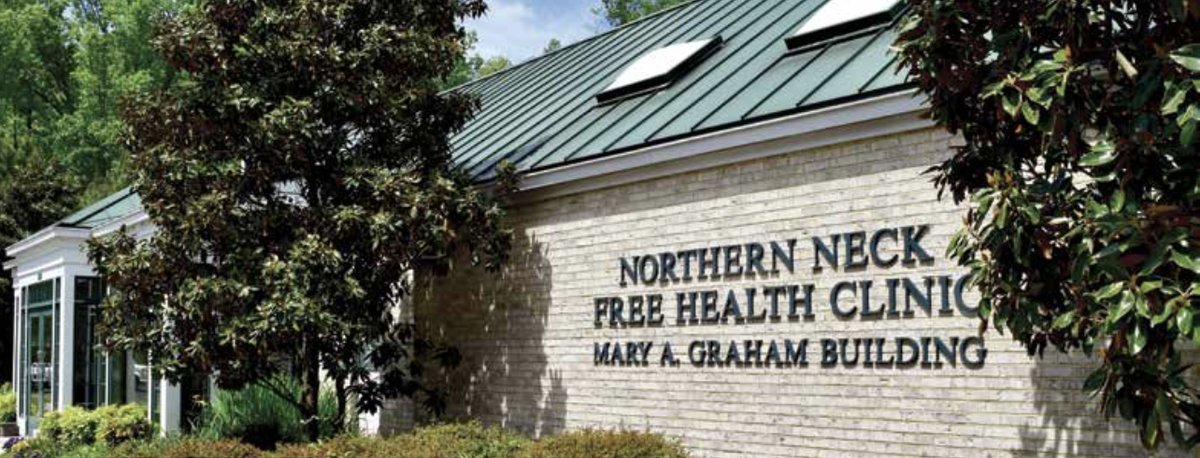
(785, 0, 904, 51)
(596, 36, 724, 105)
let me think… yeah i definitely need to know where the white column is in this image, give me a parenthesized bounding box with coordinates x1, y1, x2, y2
(57, 276, 74, 409)
(159, 379, 181, 435)
(11, 287, 17, 398)
(13, 287, 25, 437)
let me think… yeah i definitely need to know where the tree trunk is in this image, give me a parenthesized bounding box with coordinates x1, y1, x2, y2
(301, 332, 322, 442)
(334, 372, 348, 434)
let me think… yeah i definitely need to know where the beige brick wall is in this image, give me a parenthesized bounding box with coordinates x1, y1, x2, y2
(413, 128, 1181, 457)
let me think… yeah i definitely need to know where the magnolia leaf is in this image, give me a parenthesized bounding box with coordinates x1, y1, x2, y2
(1053, 310, 1077, 329)
(1111, 189, 1126, 212)
(1112, 291, 1137, 322)
(1021, 102, 1041, 125)
(1163, 82, 1188, 115)
(1131, 323, 1148, 355)
(1094, 282, 1125, 300)
(1173, 251, 1200, 273)
(983, 80, 1005, 98)
(1170, 44, 1200, 72)
(1081, 141, 1117, 167)
(1002, 92, 1021, 117)
(1021, 205, 1041, 223)
(1083, 368, 1107, 392)
(1178, 306, 1194, 335)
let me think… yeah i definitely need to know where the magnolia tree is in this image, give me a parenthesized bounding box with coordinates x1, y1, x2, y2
(88, 0, 515, 440)
(896, 0, 1200, 449)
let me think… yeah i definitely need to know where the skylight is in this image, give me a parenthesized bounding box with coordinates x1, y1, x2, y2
(786, 0, 902, 51)
(597, 37, 723, 104)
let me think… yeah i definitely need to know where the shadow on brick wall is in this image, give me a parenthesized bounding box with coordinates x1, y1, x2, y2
(1014, 352, 1186, 457)
(413, 231, 566, 437)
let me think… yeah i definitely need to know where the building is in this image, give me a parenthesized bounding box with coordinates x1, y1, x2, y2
(3, 0, 1175, 455)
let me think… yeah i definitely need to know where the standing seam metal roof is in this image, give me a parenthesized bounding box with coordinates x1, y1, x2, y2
(48, 0, 909, 231)
(452, 0, 911, 181)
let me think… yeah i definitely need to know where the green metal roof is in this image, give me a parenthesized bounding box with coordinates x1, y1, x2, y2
(59, 187, 142, 229)
(48, 0, 909, 231)
(452, 0, 909, 180)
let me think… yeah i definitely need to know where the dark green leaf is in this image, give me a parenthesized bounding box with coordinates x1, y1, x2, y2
(1094, 282, 1125, 300)
(1083, 369, 1107, 392)
(1053, 310, 1076, 329)
(1081, 141, 1117, 167)
(1173, 251, 1200, 273)
(1132, 323, 1148, 354)
(1178, 306, 1194, 335)
(1170, 44, 1200, 72)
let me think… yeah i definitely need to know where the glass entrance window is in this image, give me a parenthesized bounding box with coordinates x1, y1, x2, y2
(72, 277, 106, 408)
(22, 279, 59, 430)
(29, 310, 53, 418)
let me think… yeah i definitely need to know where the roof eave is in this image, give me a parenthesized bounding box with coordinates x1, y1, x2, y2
(509, 88, 929, 202)
(5, 225, 93, 268)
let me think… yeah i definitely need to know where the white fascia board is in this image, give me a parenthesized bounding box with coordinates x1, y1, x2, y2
(5, 226, 91, 262)
(512, 89, 930, 203)
(7, 245, 94, 287)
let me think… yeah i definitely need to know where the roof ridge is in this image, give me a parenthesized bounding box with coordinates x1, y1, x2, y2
(443, 0, 703, 94)
(59, 186, 135, 227)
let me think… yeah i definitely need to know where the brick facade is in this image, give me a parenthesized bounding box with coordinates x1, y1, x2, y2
(412, 128, 1179, 457)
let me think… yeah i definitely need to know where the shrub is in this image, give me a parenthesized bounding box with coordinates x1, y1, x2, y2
(390, 421, 532, 458)
(270, 422, 532, 458)
(196, 377, 338, 449)
(109, 437, 263, 458)
(0, 384, 15, 423)
(3, 436, 68, 458)
(95, 404, 154, 445)
(528, 429, 688, 458)
(37, 404, 153, 449)
(39, 407, 100, 447)
(268, 435, 377, 458)
(57, 443, 114, 458)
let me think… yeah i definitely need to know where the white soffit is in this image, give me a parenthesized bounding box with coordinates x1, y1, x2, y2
(787, 0, 901, 50)
(597, 37, 722, 104)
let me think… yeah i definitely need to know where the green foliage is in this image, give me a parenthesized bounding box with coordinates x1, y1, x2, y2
(895, 0, 1200, 450)
(38, 404, 154, 449)
(94, 404, 156, 446)
(0, 384, 15, 423)
(529, 429, 688, 458)
(5, 423, 690, 458)
(272, 422, 531, 458)
(390, 421, 532, 458)
(40, 407, 102, 447)
(593, 0, 686, 27)
(196, 377, 339, 449)
(106, 437, 265, 458)
(0, 0, 194, 201)
(0, 158, 82, 360)
(87, 0, 515, 443)
(4, 436, 69, 458)
(441, 31, 513, 90)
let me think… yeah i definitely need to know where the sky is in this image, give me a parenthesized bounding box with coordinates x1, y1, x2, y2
(464, 0, 606, 62)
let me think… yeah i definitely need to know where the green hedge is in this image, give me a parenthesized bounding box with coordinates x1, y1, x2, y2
(528, 429, 688, 458)
(4, 421, 688, 458)
(272, 422, 532, 458)
(38, 404, 153, 448)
